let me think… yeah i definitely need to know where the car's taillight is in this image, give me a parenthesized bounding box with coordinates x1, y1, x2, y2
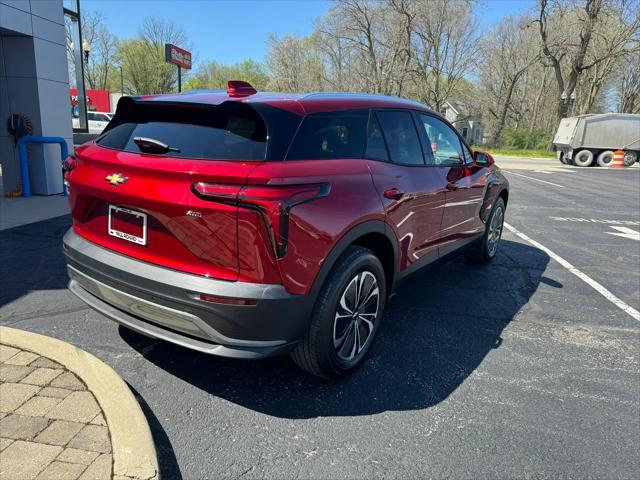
(192, 182, 331, 257)
(62, 155, 78, 174)
(62, 155, 78, 192)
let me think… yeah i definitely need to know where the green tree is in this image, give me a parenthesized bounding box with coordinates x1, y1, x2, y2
(118, 18, 189, 95)
(185, 59, 269, 91)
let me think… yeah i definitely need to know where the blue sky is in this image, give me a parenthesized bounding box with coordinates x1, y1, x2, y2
(83, 0, 535, 69)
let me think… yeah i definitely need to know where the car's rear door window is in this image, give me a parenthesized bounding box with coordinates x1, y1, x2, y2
(376, 111, 424, 166)
(365, 114, 389, 162)
(286, 110, 368, 160)
(96, 102, 267, 161)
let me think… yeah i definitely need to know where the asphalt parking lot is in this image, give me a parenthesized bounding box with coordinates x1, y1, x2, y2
(1, 157, 638, 479)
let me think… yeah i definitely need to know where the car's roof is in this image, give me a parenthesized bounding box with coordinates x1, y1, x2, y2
(135, 90, 432, 116)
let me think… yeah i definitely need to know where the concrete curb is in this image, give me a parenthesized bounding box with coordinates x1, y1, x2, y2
(0, 326, 159, 480)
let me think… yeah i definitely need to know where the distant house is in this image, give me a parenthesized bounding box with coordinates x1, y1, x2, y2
(442, 101, 485, 145)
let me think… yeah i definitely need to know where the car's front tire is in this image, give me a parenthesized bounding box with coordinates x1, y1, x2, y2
(291, 246, 386, 379)
(465, 197, 505, 264)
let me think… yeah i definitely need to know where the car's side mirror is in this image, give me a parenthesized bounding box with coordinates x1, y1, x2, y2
(473, 151, 494, 167)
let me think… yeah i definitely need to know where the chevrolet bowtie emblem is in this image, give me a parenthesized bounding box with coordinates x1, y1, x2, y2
(105, 173, 128, 186)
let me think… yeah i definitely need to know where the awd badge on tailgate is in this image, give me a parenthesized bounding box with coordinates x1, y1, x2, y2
(105, 173, 128, 186)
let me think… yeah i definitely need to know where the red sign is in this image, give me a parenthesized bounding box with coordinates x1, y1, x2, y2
(165, 44, 192, 70)
(70, 89, 111, 112)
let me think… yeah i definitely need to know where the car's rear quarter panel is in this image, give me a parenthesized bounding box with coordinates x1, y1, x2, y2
(248, 159, 386, 295)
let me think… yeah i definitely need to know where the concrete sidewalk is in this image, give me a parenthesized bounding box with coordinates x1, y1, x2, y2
(0, 171, 70, 231)
(0, 328, 158, 480)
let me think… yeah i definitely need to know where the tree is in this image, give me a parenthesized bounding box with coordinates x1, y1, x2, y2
(266, 34, 325, 92)
(480, 16, 541, 145)
(409, 0, 480, 112)
(536, 0, 640, 123)
(118, 18, 189, 95)
(81, 10, 118, 90)
(185, 60, 270, 91)
(612, 50, 640, 113)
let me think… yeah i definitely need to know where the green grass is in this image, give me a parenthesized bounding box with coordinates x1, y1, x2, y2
(475, 147, 556, 159)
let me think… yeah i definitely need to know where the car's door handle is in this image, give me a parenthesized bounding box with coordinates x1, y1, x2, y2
(384, 188, 405, 200)
(446, 182, 458, 191)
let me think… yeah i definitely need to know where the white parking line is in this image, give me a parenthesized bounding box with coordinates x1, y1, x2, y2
(504, 170, 565, 188)
(504, 222, 640, 322)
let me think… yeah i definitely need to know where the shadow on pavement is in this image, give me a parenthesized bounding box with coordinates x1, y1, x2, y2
(121, 239, 551, 419)
(128, 383, 182, 480)
(0, 214, 72, 308)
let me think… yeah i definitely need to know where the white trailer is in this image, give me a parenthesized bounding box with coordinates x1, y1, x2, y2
(553, 113, 640, 167)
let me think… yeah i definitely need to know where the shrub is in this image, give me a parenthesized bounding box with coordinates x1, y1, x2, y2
(502, 128, 550, 150)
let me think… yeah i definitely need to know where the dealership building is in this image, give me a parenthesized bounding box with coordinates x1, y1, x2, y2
(1, 0, 80, 196)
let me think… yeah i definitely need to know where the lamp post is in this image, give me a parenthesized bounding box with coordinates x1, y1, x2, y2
(82, 41, 91, 91)
(119, 64, 124, 96)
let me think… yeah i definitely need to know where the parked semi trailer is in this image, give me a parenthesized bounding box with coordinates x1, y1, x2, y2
(553, 113, 640, 167)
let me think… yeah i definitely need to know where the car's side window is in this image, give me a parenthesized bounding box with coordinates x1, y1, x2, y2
(365, 113, 389, 162)
(376, 111, 424, 166)
(419, 114, 465, 167)
(461, 141, 473, 165)
(286, 110, 369, 160)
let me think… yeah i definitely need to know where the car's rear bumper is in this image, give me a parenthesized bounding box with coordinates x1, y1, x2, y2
(63, 229, 314, 359)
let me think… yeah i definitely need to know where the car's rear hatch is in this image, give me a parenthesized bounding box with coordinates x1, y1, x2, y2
(67, 99, 276, 281)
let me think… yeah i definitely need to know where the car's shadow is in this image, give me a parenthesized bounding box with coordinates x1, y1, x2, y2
(121, 239, 552, 419)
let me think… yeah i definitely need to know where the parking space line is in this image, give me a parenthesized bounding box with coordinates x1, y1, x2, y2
(504, 222, 640, 322)
(503, 170, 565, 188)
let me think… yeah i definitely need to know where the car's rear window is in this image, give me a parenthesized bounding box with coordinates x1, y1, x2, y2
(97, 101, 267, 161)
(286, 111, 368, 160)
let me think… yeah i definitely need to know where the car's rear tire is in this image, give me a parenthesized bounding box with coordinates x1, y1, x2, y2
(597, 150, 614, 168)
(465, 197, 505, 264)
(290, 246, 386, 379)
(573, 149, 594, 167)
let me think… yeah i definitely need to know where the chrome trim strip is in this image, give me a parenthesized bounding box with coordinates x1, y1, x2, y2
(68, 265, 286, 348)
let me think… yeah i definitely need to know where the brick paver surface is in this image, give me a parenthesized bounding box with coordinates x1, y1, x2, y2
(0, 344, 113, 479)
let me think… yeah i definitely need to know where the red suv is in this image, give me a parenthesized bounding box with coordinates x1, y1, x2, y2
(63, 81, 508, 378)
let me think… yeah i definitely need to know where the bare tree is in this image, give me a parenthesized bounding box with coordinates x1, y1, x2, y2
(410, 0, 480, 112)
(480, 16, 541, 145)
(536, 0, 640, 123)
(614, 51, 640, 113)
(81, 10, 118, 90)
(266, 34, 325, 92)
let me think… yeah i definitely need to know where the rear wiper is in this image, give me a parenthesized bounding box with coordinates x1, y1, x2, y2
(133, 136, 180, 154)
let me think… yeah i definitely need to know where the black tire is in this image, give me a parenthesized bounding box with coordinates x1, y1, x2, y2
(465, 197, 506, 264)
(573, 149, 594, 167)
(290, 246, 387, 379)
(559, 152, 570, 165)
(623, 151, 637, 166)
(597, 150, 615, 168)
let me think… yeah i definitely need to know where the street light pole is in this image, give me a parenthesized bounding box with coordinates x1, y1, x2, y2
(82, 41, 91, 89)
(120, 65, 124, 96)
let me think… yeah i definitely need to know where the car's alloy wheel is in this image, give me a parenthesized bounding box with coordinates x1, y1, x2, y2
(332, 271, 379, 362)
(290, 245, 386, 378)
(486, 204, 504, 258)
